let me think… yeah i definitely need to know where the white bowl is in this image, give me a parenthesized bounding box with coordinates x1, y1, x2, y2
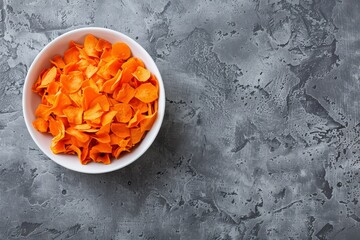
(22, 27, 165, 174)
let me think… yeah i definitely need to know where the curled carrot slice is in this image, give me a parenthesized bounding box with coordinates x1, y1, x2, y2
(64, 47, 80, 64)
(132, 66, 150, 82)
(135, 83, 158, 103)
(40, 66, 57, 87)
(111, 42, 131, 60)
(63, 106, 83, 125)
(111, 123, 130, 138)
(84, 34, 100, 58)
(33, 118, 49, 133)
(113, 103, 133, 123)
(51, 55, 65, 69)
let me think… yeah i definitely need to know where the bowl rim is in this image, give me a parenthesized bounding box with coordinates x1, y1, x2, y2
(22, 27, 165, 174)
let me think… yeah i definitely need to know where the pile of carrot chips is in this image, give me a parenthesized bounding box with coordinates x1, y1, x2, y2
(32, 34, 159, 164)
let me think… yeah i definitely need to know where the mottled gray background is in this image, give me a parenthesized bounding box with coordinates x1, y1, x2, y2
(0, 0, 360, 239)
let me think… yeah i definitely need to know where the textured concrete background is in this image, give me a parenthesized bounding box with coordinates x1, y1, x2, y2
(0, 0, 360, 239)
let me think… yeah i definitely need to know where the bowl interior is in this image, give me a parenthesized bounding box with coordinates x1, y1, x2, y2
(23, 28, 165, 174)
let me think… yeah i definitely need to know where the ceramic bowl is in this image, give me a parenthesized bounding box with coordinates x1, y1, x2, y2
(22, 27, 165, 174)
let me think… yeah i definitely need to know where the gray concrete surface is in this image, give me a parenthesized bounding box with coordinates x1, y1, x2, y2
(1, 0, 360, 239)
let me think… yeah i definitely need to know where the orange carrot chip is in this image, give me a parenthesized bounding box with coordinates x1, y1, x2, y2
(51, 55, 66, 69)
(130, 127, 144, 145)
(50, 92, 72, 116)
(113, 103, 133, 123)
(68, 91, 83, 107)
(115, 83, 135, 103)
(35, 104, 51, 120)
(47, 81, 60, 95)
(140, 112, 157, 132)
(40, 66, 57, 87)
(111, 42, 131, 60)
(110, 133, 123, 145)
(84, 34, 100, 58)
(83, 86, 101, 110)
(69, 40, 83, 48)
(135, 83, 158, 103)
(84, 103, 103, 121)
(66, 127, 90, 143)
(94, 131, 111, 143)
(64, 46, 80, 64)
(90, 95, 110, 111)
(101, 110, 118, 126)
(95, 38, 112, 52)
(85, 64, 98, 79)
(111, 123, 130, 138)
(129, 98, 148, 113)
(51, 139, 66, 154)
(63, 106, 83, 125)
(32, 118, 49, 133)
(127, 110, 144, 128)
(63, 62, 79, 75)
(113, 144, 130, 158)
(100, 70, 121, 94)
(132, 66, 150, 82)
(60, 72, 83, 93)
(67, 144, 82, 160)
(121, 57, 138, 70)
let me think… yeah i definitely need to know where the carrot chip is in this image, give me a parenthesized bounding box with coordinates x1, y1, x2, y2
(135, 83, 158, 103)
(133, 66, 150, 82)
(33, 118, 49, 133)
(111, 42, 131, 60)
